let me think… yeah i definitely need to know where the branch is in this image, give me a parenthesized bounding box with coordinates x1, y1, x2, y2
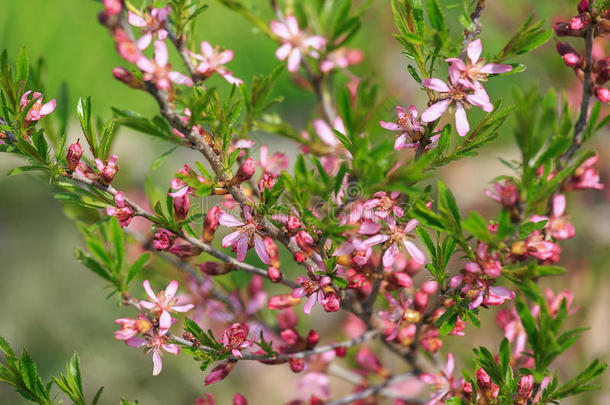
(65, 171, 297, 289)
(460, 0, 487, 58)
(325, 373, 425, 405)
(561, 22, 595, 164)
(169, 330, 380, 361)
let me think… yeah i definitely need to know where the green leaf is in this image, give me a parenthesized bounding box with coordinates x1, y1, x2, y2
(151, 146, 177, 171)
(16, 47, 29, 83)
(426, 0, 446, 37)
(127, 253, 150, 284)
(7, 165, 46, 176)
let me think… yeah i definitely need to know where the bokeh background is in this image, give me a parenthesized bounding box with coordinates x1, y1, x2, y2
(0, 0, 608, 404)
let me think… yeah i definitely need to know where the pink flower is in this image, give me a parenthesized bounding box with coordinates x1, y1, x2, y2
(191, 41, 243, 85)
(421, 71, 493, 137)
(420, 353, 463, 405)
(525, 231, 557, 260)
(137, 41, 193, 90)
(355, 347, 385, 375)
(446, 39, 512, 84)
(378, 291, 420, 341)
(196, 393, 215, 405)
(320, 47, 363, 73)
(113, 314, 152, 341)
(222, 323, 253, 357)
(569, 154, 604, 190)
(547, 194, 575, 239)
(125, 330, 180, 375)
(113, 29, 141, 63)
(218, 206, 269, 263)
(233, 393, 247, 405)
(258, 145, 288, 178)
(291, 272, 333, 315)
(128, 7, 170, 50)
(106, 192, 134, 227)
(20, 91, 56, 126)
(380, 105, 425, 150)
(464, 242, 502, 278)
(496, 308, 530, 360)
(270, 16, 326, 72)
(139, 280, 194, 333)
(311, 117, 349, 174)
(95, 155, 119, 184)
(364, 191, 404, 220)
(364, 217, 426, 268)
(485, 180, 519, 207)
(333, 237, 373, 267)
(516, 375, 534, 405)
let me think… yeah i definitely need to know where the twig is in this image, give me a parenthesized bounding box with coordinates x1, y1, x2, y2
(170, 330, 380, 361)
(460, 0, 486, 58)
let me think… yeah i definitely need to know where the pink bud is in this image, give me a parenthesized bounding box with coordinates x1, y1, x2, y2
(306, 330, 319, 347)
(421, 280, 439, 295)
(516, 375, 534, 404)
(389, 272, 412, 288)
(103, 0, 122, 16)
(268, 294, 300, 310)
(168, 243, 200, 258)
(595, 86, 610, 103)
(414, 291, 429, 312)
(96, 155, 119, 184)
(286, 216, 302, 231)
(570, 14, 590, 30)
(113, 67, 143, 89)
(462, 382, 473, 401)
(235, 157, 255, 182)
(334, 346, 347, 357)
(355, 347, 383, 374)
(289, 357, 304, 373)
(203, 206, 222, 242)
(200, 262, 230, 276)
(277, 308, 298, 329)
(268, 266, 283, 283)
(152, 228, 175, 251)
(294, 252, 306, 262)
(204, 361, 235, 385)
(196, 393, 215, 405)
(66, 140, 83, 171)
(172, 194, 190, 222)
(563, 53, 581, 67)
(477, 368, 492, 391)
(556, 42, 575, 56)
(322, 291, 340, 312)
(280, 328, 299, 345)
(578, 0, 589, 13)
(233, 393, 247, 405)
(554, 22, 582, 37)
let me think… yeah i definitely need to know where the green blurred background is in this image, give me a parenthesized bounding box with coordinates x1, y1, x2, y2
(0, 0, 608, 404)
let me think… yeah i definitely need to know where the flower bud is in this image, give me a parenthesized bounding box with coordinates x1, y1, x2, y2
(233, 393, 247, 405)
(388, 272, 412, 288)
(515, 375, 534, 405)
(555, 42, 575, 56)
(203, 206, 222, 242)
(196, 393, 215, 405)
(355, 347, 384, 375)
(169, 188, 190, 222)
(289, 357, 305, 373)
(570, 13, 590, 30)
(286, 216, 302, 231)
(563, 53, 582, 67)
(348, 273, 368, 288)
(554, 22, 582, 37)
(334, 346, 347, 357)
(66, 140, 83, 171)
(95, 155, 119, 184)
(113, 67, 144, 89)
(595, 86, 610, 103)
(204, 360, 235, 386)
(152, 228, 175, 251)
(322, 291, 340, 312)
(462, 382, 473, 402)
(200, 262, 231, 276)
(306, 330, 319, 347)
(280, 328, 300, 345)
(414, 291, 429, 312)
(235, 157, 255, 183)
(268, 294, 300, 310)
(264, 237, 280, 268)
(168, 243, 200, 258)
(578, 0, 589, 13)
(268, 266, 283, 283)
(421, 280, 439, 295)
(103, 0, 122, 16)
(294, 252, 306, 263)
(277, 308, 298, 329)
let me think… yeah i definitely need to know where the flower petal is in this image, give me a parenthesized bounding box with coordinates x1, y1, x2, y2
(152, 350, 163, 376)
(421, 78, 450, 93)
(454, 103, 470, 137)
(467, 39, 482, 64)
(421, 99, 451, 122)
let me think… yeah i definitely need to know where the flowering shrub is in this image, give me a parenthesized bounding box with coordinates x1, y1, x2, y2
(0, 0, 608, 404)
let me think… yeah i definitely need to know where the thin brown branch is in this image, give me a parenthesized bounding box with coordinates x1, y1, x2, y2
(460, 0, 486, 58)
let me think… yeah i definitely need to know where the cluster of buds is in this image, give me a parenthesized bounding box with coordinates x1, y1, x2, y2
(554, 0, 610, 102)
